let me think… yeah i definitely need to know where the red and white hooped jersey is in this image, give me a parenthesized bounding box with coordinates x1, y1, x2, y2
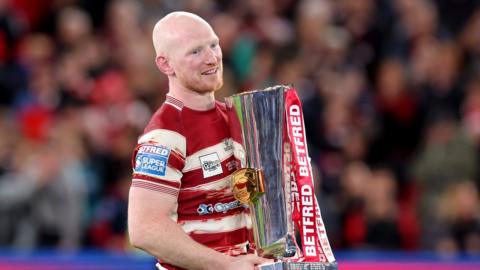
(131, 95, 252, 270)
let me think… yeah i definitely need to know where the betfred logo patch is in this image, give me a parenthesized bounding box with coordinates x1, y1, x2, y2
(199, 152, 223, 178)
(134, 144, 170, 177)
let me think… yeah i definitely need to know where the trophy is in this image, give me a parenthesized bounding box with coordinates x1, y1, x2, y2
(225, 85, 338, 270)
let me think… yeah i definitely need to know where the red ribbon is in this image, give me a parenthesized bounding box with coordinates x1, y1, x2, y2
(285, 87, 335, 263)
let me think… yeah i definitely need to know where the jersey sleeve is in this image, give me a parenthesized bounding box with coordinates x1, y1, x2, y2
(131, 128, 186, 198)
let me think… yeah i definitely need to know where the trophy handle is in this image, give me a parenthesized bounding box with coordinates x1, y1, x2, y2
(231, 168, 265, 204)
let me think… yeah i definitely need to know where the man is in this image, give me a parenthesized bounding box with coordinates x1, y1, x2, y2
(128, 11, 269, 270)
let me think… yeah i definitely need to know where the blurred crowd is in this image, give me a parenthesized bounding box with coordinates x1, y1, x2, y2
(0, 0, 480, 256)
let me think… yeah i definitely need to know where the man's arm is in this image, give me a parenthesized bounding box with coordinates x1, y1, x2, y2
(128, 187, 268, 270)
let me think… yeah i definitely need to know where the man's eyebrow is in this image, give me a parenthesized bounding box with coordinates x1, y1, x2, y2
(186, 38, 218, 52)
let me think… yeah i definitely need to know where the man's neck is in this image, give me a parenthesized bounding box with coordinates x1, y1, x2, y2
(168, 83, 216, 111)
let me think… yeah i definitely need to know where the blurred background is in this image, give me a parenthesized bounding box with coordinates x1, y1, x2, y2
(0, 0, 480, 269)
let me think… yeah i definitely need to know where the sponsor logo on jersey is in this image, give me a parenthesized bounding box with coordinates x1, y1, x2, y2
(226, 160, 237, 172)
(199, 152, 223, 178)
(134, 144, 170, 177)
(197, 200, 242, 215)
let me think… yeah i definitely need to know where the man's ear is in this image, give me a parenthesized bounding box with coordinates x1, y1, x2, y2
(155, 55, 175, 76)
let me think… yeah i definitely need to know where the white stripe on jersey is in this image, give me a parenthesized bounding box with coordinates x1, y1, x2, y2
(138, 129, 187, 157)
(165, 95, 184, 110)
(232, 140, 247, 167)
(132, 178, 180, 189)
(165, 101, 182, 111)
(183, 139, 234, 172)
(181, 212, 251, 233)
(181, 174, 231, 191)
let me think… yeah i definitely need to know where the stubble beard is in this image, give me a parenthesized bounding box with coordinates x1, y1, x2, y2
(186, 68, 224, 94)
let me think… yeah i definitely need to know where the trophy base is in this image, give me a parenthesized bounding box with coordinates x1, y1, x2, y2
(256, 261, 338, 270)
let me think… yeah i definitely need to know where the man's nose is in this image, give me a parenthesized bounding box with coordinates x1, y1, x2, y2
(204, 48, 218, 64)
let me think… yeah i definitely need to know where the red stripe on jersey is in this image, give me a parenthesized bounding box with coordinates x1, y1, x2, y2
(178, 186, 232, 201)
(132, 174, 181, 189)
(181, 155, 236, 189)
(131, 180, 179, 197)
(189, 227, 250, 249)
(169, 150, 185, 171)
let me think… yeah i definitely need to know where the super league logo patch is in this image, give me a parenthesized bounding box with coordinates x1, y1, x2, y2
(134, 144, 171, 177)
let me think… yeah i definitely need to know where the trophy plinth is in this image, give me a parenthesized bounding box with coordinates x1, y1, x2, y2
(257, 261, 339, 270)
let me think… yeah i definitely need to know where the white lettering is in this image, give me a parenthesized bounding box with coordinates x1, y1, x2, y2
(301, 185, 312, 196)
(291, 116, 301, 126)
(292, 126, 303, 138)
(300, 184, 318, 257)
(298, 156, 307, 166)
(299, 166, 309, 177)
(288, 105, 310, 177)
(305, 246, 316, 256)
(303, 215, 314, 225)
(301, 188, 313, 206)
(289, 105, 300, 116)
(304, 235, 315, 246)
(295, 144, 306, 155)
(139, 145, 169, 156)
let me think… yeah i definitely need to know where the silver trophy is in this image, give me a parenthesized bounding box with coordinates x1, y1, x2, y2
(225, 86, 338, 270)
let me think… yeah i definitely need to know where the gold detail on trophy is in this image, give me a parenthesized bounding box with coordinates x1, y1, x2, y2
(231, 168, 265, 204)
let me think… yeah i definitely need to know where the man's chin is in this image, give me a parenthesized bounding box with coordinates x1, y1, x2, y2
(213, 81, 224, 92)
(193, 81, 224, 94)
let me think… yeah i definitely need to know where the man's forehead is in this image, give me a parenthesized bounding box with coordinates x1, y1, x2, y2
(170, 22, 217, 45)
(153, 12, 217, 56)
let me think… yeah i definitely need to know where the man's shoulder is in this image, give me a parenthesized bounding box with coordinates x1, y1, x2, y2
(136, 102, 187, 156)
(215, 100, 228, 119)
(144, 102, 184, 134)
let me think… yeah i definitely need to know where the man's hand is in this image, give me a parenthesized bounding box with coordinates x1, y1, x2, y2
(227, 254, 272, 270)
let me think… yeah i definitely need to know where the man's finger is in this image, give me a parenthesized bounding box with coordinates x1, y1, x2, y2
(244, 254, 273, 265)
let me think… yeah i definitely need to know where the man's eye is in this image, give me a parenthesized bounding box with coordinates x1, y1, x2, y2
(210, 43, 218, 48)
(192, 49, 200, 55)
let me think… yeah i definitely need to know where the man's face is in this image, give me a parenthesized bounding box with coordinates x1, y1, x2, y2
(168, 22, 223, 94)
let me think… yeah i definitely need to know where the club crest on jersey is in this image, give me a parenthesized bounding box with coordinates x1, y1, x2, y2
(134, 144, 170, 177)
(223, 138, 233, 152)
(199, 152, 223, 178)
